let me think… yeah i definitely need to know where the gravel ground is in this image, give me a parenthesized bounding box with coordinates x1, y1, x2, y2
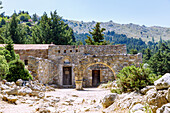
(0, 88, 110, 113)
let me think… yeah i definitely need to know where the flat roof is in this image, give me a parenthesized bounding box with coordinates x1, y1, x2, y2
(0, 44, 126, 50)
(0, 44, 53, 50)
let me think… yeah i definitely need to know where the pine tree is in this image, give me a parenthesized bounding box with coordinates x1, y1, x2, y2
(143, 48, 151, 63)
(149, 44, 170, 75)
(32, 13, 38, 22)
(85, 22, 107, 45)
(0, 55, 9, 79)
(31, 10, 75, 45)
(7, 59, 32, 82)
(5, 41, 16, 61)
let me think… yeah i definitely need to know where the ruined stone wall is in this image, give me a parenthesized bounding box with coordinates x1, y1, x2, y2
(28, 56, 58, 84)
(82, 45, 127, 55)
(83, 64, 114, 87)
(77, 53, 142, 87)
(15, 49, 48, 62)
(27, 44, 142, 86)
(48, 45, 127, 61)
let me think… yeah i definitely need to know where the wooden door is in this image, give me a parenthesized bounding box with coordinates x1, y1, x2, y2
(63, 67, 72, 85)
(92, 70, 100, 86)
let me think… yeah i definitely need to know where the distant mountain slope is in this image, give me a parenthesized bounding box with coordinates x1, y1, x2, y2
(63, 19, 170, 42)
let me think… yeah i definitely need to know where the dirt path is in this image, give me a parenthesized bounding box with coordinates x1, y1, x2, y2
(46, 88, 110, 112)
(0, 88, 110, 113)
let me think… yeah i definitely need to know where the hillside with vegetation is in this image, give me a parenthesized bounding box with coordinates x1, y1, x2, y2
(63, 19, 170, 42)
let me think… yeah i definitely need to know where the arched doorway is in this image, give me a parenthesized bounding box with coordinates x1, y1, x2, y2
(82, 62, 115, 87)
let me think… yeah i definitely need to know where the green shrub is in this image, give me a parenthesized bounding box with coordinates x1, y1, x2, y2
(6, 59, 33, 82)
(116, 64, 161, 92)
(0, 55, 9, 79)
(110, 88, 122, 94)
(26, 22, 32, 26)
(5, 42, 16, 61)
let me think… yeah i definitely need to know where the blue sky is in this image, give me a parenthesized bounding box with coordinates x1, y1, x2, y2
(1, 0, 170, 27)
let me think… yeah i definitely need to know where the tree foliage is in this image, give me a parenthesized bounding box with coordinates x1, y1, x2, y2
(0, 54, 9, 79)
(0, 43, 32, 81)
(85, 22, 109, 45)
(148, 43, 170, 75)
(31, 10, 75, 45)
(6, 59, 32, 82)
(116, 64, 161, 92)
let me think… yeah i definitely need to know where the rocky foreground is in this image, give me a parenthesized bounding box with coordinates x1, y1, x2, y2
(0, 73, 170, 113)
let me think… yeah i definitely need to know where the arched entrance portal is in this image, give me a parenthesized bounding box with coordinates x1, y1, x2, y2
(82, 62, 116, 87)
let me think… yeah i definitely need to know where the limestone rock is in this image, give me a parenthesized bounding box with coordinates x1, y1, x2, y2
(7, 88, 19, 95)
(2, 95, 8, 101)
(74, 98, 85, 104)
(156, 103, 170, 113)
(31, 85, 42, 91)
(16, 79, 23, 86)
(7, 96, 18, 104)
(81, 107, 90, 112)
(0, 84, 10, 90)
(46, 86, 55, 91)
(166, 87, 170, 102)
(140, 86, 155, 95)
(131, 104, 144, 112)
(102, 102, 117, 113)
(146, 89, 168, 112)
(18, 87, 32, 96)
(29, 91, 39, 96)
(37, 92, 45, 99)
(102, 93, 117, 108)
(154, 73, 170, 90)
(2, 79, 7, 84)
(134, 110, 145, 113)
(2, 95, 18, 104)
(5, 82, 15, 87)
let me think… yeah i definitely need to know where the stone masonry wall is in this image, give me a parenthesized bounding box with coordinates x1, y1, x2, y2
(15, 49, 48, 62)
(27, 44, 142, 86)
(28, 56, 58, 84)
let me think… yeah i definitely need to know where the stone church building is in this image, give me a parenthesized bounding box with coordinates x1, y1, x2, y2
(0, 44, 142, 89)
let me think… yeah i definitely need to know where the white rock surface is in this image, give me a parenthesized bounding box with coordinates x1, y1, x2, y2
(166, 87, 170, 102)
(102, 93, 117, 108)
(156, 103, 170, 113)
(154, 73, 170, 90)
(131, 104, 144, 112)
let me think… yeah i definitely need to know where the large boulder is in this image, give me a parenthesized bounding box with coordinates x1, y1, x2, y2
(5, 82, 15, 87)
(154, 73, 170, 90)
(2, 95, 18, 104)
(37, 92, 45, 99)
(156, 103, 170, 113)
(18, 87, 32, 96)
(7, 96, 18, 104)
(130, 104, 144, 112)
(166, 87, 170, 102)
(146, 89, 168, 112)
(29, 91, 39, 96)
(140, 86, 155, 95)
(102, 93, 117, 108)
(7, 87, 19, 95)
(0, 84, 10, 90)
(31, 85, 42, 91)
(16, 79, 23, 86)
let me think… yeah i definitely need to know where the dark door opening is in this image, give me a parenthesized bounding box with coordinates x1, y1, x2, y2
(92, 70, 100, 86)
(63, 67, 72, 85)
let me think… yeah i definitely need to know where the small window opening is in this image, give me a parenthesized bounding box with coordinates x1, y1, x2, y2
(76, 49, 78, 52)
(70, 50, 72, 52)
(24, 60, 28, 65)
(58, 50, 60, 53)
(64, 50, 66, 53)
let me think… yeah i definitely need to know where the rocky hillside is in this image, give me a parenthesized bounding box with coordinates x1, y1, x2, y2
(63, 19, 170, 42)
